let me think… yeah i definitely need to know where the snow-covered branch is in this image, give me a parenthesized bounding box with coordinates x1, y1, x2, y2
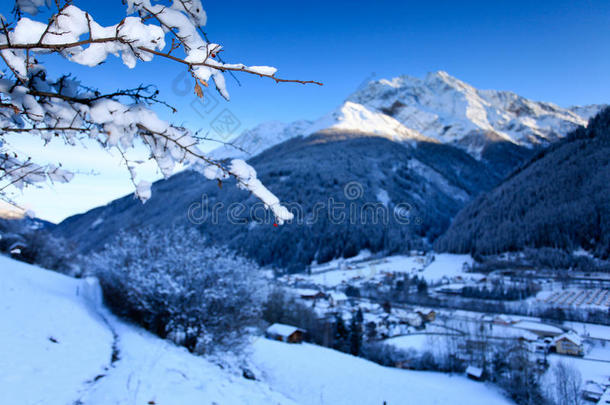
(0, 0, 319, 223)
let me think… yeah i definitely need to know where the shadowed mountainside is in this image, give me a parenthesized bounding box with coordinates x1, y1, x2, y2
(436, 108, 610, 258)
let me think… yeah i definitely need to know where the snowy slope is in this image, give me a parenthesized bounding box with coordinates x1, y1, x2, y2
(211, 71, 604, 159)
(0, 255, 515, 405)
(251, 339, 513, 405)
(0, 256, 113, 405)
(77, 318, 296, 405)
(0, 255, 296, 405)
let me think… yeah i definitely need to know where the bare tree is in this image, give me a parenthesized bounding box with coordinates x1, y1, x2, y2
(545, 361, 583, 405)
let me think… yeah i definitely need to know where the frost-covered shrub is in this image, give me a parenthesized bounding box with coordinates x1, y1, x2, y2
(86, 226, 265, 354)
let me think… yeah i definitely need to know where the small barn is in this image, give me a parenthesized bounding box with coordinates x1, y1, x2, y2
(553, 332, 583, 356)
(466, 365, 483, 381)
(265, 323, 306, 344)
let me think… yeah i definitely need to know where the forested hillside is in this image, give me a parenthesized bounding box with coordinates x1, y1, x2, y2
(54, 133, 528, 272)
(436, 108, 610, 258)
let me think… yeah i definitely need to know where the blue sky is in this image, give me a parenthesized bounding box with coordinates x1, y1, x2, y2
(2, 0, 609, 222)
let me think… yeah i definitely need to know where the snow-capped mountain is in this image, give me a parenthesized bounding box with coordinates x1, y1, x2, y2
(305, 101, 432, 143)
(209, 120, 313, 160)
(348, 71, 604, 153)
(211, 102, 432, 160)
(212, 71, 604, 159)
(52, 74, 605, 271)
(436, 106, 610, 257)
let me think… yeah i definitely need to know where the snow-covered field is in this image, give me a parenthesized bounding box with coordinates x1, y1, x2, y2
(421, 254, 474, 282)
(547, 354, 610, 385)
(564, 321, 610, 341)
(384, 334, 431, 351)
(286, 253, 475, 288)
(0, 255, 515, 405)
(251, 339, 512, 405)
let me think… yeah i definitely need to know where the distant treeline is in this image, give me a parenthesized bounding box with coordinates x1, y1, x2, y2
(461, 281, 540, 301)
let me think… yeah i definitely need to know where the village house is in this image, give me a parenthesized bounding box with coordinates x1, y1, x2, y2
(9, 240, 26, 256)
(265, 323, 306, 344)
(553, 332, 584, 356)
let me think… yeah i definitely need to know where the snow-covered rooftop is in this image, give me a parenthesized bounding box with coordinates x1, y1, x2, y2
(553, 331, 583, 346)
(466, 366, 483, 378)
(512, 321, 564, 335)
(266, 323, 305, 338)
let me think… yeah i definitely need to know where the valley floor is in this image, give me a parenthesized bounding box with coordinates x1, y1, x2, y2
(0, 256, 514, 405)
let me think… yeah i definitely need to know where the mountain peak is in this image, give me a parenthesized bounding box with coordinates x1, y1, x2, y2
(211, 72, 606, 159)
(346, 72, 605, 153)
(425, 70, 470, 87)
(306, 101, 430, 142)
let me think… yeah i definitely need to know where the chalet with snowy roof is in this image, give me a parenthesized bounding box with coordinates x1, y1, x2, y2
(1, 233, 26, 256)
(553, 332, 583, 356)
(265, 323, 306, 344)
